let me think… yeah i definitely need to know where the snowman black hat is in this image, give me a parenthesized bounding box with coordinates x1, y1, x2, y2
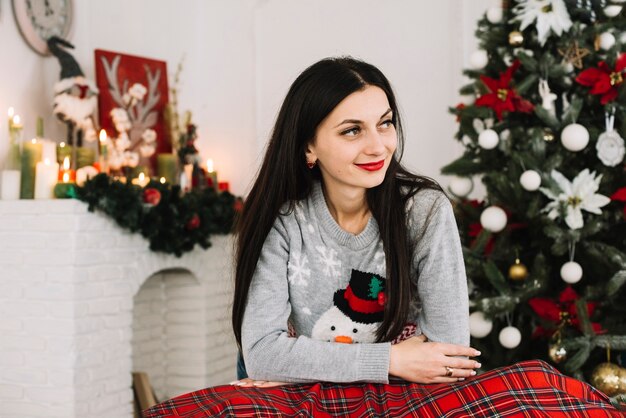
(333, 269, 386, 324)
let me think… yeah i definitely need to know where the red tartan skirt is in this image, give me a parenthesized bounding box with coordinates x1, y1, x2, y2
(143, 360, 625, 417)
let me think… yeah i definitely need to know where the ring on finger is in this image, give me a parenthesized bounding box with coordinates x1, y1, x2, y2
(445, 366, 454, 377)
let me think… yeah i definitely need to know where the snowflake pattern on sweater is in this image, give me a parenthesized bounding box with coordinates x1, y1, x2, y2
(287, 251, 310, 287)
(316, 245, 342, 277)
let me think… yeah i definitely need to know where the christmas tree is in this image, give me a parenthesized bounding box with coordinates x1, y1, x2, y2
(445, 0, 626, 398)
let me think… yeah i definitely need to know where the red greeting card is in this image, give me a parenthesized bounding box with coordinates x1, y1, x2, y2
(94, 49, 171, 171)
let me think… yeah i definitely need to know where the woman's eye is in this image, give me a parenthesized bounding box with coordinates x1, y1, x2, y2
(380, 119, 394, 128)
(341, 126, 360, 136)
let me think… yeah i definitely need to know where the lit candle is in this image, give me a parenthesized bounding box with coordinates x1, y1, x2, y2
(53, 169, 76, 199)
(34, 158, 60, 199)
(159, 177, 166, 184)
(99, 129, 109, 174)
(131, 172, 150, 187)
(20, 138, 43, 199)
(56, 141, 72, 165)
(205, 158, 218, 190)
(157, 153, 177, 184)
(58, 156, 76, 182)
(8, 107, 14, 130)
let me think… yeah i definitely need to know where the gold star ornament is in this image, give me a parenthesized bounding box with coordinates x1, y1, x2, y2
(558, 41, 591, 69)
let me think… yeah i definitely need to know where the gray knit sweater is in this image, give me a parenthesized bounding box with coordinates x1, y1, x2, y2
(241, 181, 469, 384)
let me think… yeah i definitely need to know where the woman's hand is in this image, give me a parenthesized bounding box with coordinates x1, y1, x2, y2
(230, 378, 289, 388)
(389, 335, 481, 383)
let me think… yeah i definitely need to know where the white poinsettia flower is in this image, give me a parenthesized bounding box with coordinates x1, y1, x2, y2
(512, 0, 572, 46)
(539, 169, 611, 229)
(141, 129, 157, 144)
(128, 83, 147, 101)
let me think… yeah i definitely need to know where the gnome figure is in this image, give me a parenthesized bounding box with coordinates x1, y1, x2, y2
(311, 269, 386, 344)
(48, 36, 99, 147)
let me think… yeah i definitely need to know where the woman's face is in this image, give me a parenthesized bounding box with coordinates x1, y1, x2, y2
(307, 85, 398, 195)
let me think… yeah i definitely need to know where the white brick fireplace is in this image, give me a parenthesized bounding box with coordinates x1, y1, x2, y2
(0, 200, 238, 418)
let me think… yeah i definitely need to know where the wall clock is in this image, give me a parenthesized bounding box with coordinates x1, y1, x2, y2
(12, 0, 73, 56)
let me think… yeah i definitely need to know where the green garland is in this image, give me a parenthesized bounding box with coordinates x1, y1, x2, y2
(74, 173, 239, 257)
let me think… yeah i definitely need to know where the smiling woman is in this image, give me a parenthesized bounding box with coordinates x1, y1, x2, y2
(143, 57, 624, 417)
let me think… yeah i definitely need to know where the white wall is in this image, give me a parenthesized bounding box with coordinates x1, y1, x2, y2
(0, 0, 492, 197)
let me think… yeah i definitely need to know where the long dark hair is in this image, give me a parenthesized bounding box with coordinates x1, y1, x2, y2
(232, 57, 442, 348)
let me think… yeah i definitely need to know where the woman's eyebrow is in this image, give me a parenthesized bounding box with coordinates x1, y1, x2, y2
(333, 108, 393, 128)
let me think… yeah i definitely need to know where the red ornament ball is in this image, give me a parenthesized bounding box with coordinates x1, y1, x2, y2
(186, 213, 201, 230)
(143, 188, 161, 206)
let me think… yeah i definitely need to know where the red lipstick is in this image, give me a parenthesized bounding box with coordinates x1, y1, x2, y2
(355, 159, 385, 171)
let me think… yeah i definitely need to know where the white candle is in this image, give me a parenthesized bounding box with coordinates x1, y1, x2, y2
(0, 170, 21, 200)
(206, 159, 214, 173)
(34, 158, 60, 199)
(40, 140, 57, 163)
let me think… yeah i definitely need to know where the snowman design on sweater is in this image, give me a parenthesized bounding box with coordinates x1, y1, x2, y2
(311, 269, 386, 344)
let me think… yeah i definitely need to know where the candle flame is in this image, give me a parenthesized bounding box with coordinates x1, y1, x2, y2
(60, 142, 66, 148)
(63, 156, 70, 170)
(160, 177, 166, 184)
(8, 107, 14, 118)
(138, 172, 145, 181)
(207, 159, 214, 173)
(99, 129, 107, 143)
(13, 115, 21, 125)
(31, 138, 37, 144)
(63, 172, 70, 183)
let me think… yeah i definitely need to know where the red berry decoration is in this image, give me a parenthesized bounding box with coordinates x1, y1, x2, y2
(377, 291, 386, 306)
(186, 213, 201, 230)
(143, 188, 161, 206)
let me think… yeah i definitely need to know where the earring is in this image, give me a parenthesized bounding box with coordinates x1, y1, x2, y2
(307, 160, 317, 169)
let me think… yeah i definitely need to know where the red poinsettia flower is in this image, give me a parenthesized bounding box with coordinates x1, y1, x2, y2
(475, 60, 534, 120)
(576, 53, 626, 105)
(611, 187, 626, 219)
(528, 286, 604, 338)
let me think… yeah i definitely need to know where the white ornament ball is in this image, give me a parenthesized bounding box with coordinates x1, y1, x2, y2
(561, 261, 583, 284)
(478, 129, 500, 149)
(599, 32, 616, 50)
(470, 50, 489, 70)
(469, 312, 493, 338)
(486, 7, 503, 23)
(499, 326, 522, 349)
(561, 124, 589, 152)
(449, 177, 474, 198)
(604, 5, 623, 17)
(520, 170, 542, 191)
(500, 129, 511, 141)
(480, 206, 507, 233)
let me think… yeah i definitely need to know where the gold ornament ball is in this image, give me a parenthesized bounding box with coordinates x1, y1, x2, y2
(590, 363, 626, 397)
(509, 31, 524, 46)
(508, 262, 528, 281)
(543, 128, 555, 142)
(548, 344, 567, 363)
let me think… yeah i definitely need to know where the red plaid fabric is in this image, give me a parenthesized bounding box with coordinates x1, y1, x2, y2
(144, 360, 625, 417)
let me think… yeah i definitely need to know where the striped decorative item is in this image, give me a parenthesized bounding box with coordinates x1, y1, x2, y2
(144, 360, 625, 417)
